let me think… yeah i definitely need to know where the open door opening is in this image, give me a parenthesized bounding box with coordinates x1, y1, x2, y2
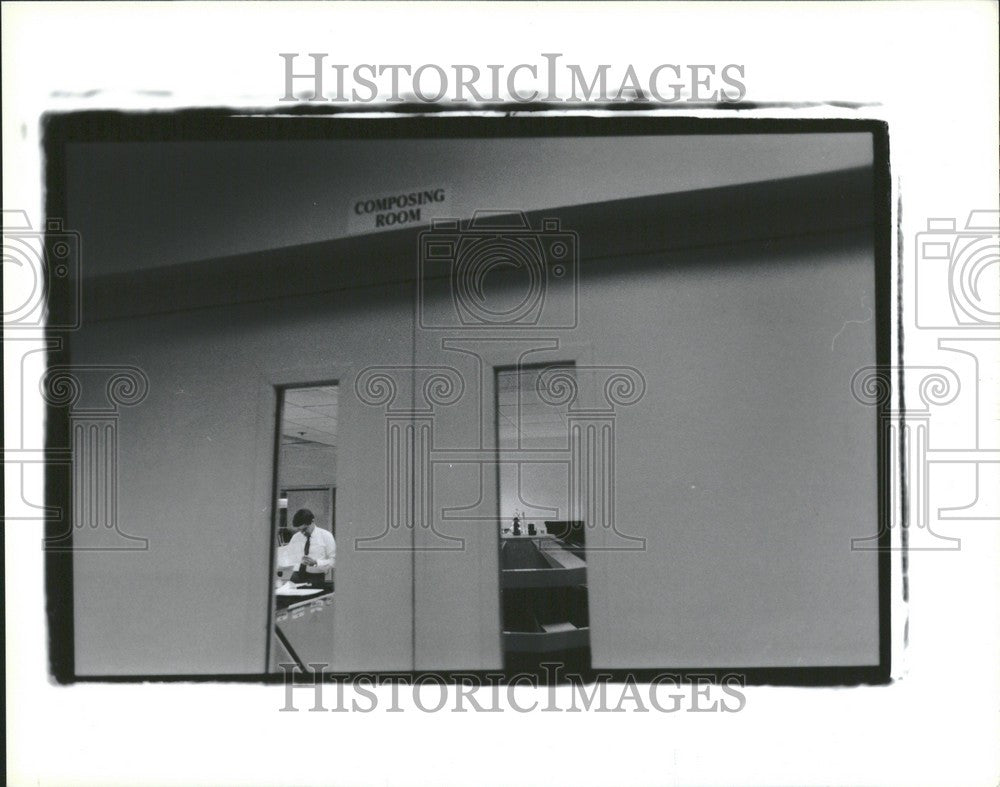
(495, 363, 592, 675)
(269, 383, 339, 672)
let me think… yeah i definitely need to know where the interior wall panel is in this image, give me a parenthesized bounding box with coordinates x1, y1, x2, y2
(70, 284, 415, 675)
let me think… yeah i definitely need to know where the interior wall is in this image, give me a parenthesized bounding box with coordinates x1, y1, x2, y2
(63, 153, 880, 676)
(497, 365, 575, 525)
(69, 283, 414, 676)
(279, 444, 337, 489)
(581, 232, 879, 668)
(415, 228, 878, 670)
(68, 225, 879, 675)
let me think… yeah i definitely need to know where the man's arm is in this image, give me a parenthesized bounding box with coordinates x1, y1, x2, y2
(312, 533, 336, 571)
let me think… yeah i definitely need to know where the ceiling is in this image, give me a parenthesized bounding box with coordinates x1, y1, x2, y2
(67, 133, 875, 278)
(281, 385, 338, 447)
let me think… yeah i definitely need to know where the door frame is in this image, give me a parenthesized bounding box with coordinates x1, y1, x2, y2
(254, 365, 348, 674)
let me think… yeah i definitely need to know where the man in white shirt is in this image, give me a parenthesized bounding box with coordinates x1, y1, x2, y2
(287, 508, 336, 589)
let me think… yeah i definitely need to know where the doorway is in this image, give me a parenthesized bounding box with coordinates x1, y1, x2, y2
(495, 363, 592, 675)
(270, 383, 339, 672)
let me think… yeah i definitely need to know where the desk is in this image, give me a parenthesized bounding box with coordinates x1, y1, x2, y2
(501, 538, 586, 588)
(500, 536, 591, 658)
(275, 580, 334, 611)
(272, 589, 334, 671)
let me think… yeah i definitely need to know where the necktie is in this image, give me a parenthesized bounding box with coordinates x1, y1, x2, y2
(299, 532, 317, 587)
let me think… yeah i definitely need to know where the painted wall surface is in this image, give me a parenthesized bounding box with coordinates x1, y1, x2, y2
(68, 224, 877, 675)
(70, 284, 415, 675)
(497, 365, 576, 526)
(279, 444, 337, 491)
(581, 233, 879, 667)
(279, 443, 338, 535)
(412, 228, 878, 670)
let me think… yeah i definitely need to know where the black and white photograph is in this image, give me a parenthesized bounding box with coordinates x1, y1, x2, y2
(4, 3, 998, 787)
(40, 118, 890, 683)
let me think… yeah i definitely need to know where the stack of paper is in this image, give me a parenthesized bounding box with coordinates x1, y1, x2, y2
(274, 580, 322, 596)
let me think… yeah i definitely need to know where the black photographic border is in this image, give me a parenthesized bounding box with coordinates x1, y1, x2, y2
(42, 110, 894, 687)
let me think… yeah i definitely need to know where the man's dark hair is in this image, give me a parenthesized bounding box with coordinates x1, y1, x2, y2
(291, 509, 315, 527)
